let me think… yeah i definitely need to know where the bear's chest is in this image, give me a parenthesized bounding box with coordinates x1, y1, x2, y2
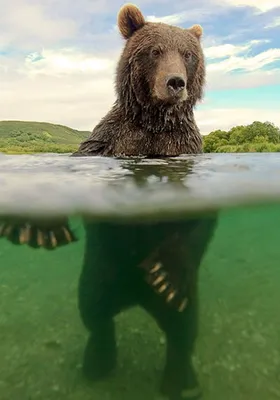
(114, 125, 202, 157)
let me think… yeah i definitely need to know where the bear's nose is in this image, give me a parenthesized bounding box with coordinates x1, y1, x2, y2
(166, 75, 186, 93)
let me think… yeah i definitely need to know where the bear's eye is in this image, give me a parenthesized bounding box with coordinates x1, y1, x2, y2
(184, 51, 192, 60)
(150, 48, 161, 57)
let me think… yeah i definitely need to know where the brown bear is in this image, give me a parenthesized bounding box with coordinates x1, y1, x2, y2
(72, 3, 205, 157)
(74, 5, 217, 400)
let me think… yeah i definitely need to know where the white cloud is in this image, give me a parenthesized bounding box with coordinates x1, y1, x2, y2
(0, 3, 77, 49)
(147, 12, 184, 24)
(205, 43, 251, 59)
(207, 48, 280, 72)
(203, 40, 280, 90)
(265, 16, 280, 28)
(220, 0, 280, 12)
(22, 49, 116, 77)
(146, 8, 214, 24)
(196, 107, 280, 134)
(146, 0, 280, 26)
(204, 40, 270, 59)
(0, 49, 117, 131)
(206, 67, 280, 90)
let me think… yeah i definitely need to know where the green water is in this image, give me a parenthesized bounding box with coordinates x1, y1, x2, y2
(0, 153, 280, 400)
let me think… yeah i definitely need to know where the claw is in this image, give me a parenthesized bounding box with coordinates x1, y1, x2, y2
(19, 226, 30, 244)
(150, 262, 162, 273)
(62, 226, 72, 242)
(137, 232, 189, 313)
(49, 231, 58, 248)
(0, 219, 78, 249)
(152, 273, 166, 286)
(166, 290, 176, 303)
(157, 282, 168, 293)
(178, 297, 188, 312)
(37, 230, 44, 246)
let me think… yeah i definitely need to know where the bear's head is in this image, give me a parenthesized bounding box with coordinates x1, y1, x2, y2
(116, 3, 205, 114)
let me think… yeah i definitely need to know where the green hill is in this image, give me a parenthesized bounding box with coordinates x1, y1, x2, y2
(0, 120, 90, 154)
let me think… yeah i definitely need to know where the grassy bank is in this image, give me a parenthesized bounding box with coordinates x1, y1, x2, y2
(0, 121, 89, 154)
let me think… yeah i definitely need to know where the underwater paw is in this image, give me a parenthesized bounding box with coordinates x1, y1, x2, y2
(146, 261, 188, 312)
(0, 219, 78, 249)
(0, 222, 30, 245)
(33, 225, 78, 249)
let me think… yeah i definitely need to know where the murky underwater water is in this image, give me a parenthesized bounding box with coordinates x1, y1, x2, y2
(0, 153, 280, 400)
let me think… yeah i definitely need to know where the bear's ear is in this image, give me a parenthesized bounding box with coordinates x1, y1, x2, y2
(188, 24, 203, 40)
(117, 3, 146, 40)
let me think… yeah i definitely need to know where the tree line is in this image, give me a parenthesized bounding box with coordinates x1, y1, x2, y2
(202, 121, 280, 153)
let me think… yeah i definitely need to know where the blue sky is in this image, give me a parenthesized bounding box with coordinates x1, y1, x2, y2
(0, 0, 279, 134)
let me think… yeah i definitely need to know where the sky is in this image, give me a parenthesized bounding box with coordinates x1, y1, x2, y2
(0, 0, 280, 134)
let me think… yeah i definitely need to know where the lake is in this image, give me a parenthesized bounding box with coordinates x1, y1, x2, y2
(0, 152, 279, 400)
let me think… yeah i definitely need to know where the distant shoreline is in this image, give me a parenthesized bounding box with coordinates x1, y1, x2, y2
(0, 120, 279, 154)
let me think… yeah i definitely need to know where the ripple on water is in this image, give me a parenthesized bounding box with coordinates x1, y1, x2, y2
(0, 152, 280, 219)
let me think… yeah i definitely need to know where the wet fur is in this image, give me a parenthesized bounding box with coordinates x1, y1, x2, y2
(72, 5, 205, 158)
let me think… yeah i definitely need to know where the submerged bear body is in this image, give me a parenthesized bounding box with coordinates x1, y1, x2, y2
(79, 216, 217, 400)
